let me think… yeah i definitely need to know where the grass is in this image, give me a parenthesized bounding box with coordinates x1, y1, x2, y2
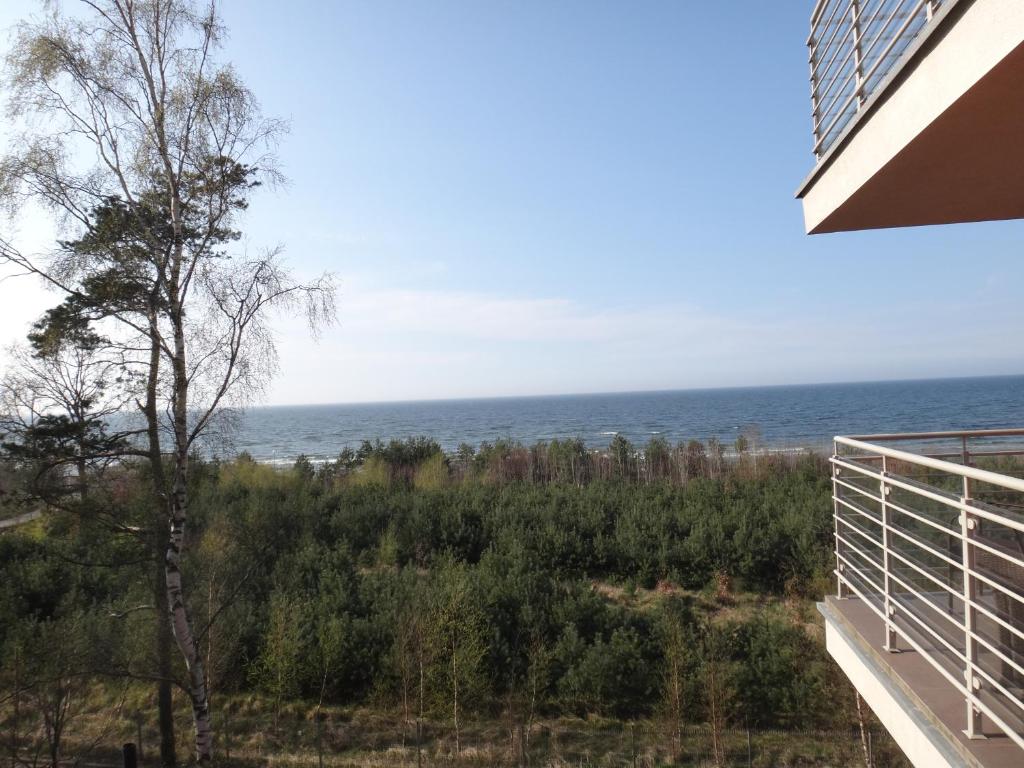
(4, 681, 909, 768)
(2, 584, 891, 767)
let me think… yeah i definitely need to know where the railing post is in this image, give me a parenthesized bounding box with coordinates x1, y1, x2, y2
(851, 0, 865, 110)
(833, 442, 849, 598)
(810, 46, 822, 157)
(880, 457, 898, 651)
(960, 476, 985, 739)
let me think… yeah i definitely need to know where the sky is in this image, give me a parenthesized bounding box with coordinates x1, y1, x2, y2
(1, 1, 1022, 405)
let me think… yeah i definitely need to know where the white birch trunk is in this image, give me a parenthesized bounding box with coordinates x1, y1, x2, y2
(166, 500, 214, 760)
(166, 520, 213, 763)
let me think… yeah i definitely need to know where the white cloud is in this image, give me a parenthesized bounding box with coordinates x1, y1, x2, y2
(265, 284, 1024, 405)
(2, 263, 1020, 406)
(337, 288, 729, 343)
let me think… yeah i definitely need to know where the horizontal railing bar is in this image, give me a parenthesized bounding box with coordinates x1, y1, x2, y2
(834, 492, 883, 525)
(846, 428, 1024, 442)
(966, 565, 1024, 609)
(847, 449, 1024, 462)
(810, 0, 845, 34)
(970, 593, 1024, 644)
(833, 446, 985, 489)
(832, 448, 1024, 533)
(834, 510, 883, 542)
(834, 508, 883, 541)
(891, 592, 967, 663)
(834, 475, 883, 499)
(885, 566, 966, 632)
(967, 534, 1024, 573)
(884, 498, 958, 538)
(834, 500, 884, 536)
(835, 516, 885, 555)
(886, 521, 964, 570)
(838, 569, 886, 616)
(971, 627, 1024, 681)
(886, 545, 965, 604)
(836, 550, 886, 595)
(835, 532, 887, 579)
(835, 501, 886, 543)
(835, 458, 983, 504)
(964, 504, 1024, 534)
(834, 530, 886, 573)
(930, 449, 1024, 460)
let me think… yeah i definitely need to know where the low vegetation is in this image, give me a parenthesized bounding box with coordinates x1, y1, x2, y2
(0, 437, 908, 766)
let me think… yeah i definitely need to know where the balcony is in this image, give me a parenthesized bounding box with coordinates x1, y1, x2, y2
(796, 0, 1024, 233)
(822, 429, 1024, 767)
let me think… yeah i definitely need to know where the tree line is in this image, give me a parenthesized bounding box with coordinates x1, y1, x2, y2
(1, 439, 853, 766)
(324, 428, 789, 488)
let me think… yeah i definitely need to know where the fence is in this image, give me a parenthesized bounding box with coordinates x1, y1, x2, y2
(808, 0, 945, 157)
(832, 428, 1024, 752)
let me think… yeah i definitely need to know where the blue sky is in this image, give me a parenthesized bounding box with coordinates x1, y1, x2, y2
(2, 1, 1023, 404)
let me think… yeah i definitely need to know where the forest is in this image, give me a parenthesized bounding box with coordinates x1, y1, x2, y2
(0, 436, 907, 767)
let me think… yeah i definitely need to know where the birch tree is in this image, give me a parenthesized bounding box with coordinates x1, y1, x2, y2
(429, 561, 488, 756)
(701, 624, 734, 768)
(660, 612, 690, 757)
(0, 1, 335, 761)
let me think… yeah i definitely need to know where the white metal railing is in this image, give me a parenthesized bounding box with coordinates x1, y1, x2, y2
(832, 429, 1024, 751)
(808, 0, 943, 158)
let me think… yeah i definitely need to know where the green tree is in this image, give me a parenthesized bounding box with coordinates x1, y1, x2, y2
(659, 599, 698, 756)
(701, 623, 736, 768)
(429, 560, 489, 754)
(253, 592, 305, 727)
(609, 434, 636, 480)
(0, 2, 335, 761)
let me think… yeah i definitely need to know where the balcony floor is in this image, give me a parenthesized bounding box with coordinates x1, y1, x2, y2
(822, 595, 1022, 768)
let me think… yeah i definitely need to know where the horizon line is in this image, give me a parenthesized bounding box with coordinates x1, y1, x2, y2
(257, 371, 1024, 410)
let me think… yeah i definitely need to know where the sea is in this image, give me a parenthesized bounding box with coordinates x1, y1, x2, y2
(226, 375, 1024, 465)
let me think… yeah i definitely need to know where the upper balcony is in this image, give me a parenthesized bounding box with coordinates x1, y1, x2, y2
(823, 428, 1024, 768)
(796, 0, 1024, 233)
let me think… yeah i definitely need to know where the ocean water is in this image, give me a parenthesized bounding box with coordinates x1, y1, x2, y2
(227, 375, 1024, 464)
